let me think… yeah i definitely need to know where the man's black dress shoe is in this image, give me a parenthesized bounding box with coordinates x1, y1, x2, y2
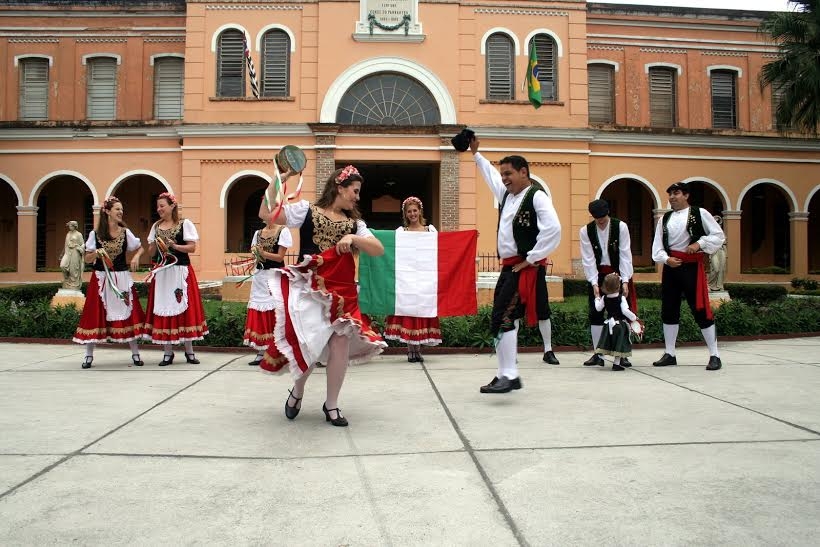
(583, 354, 604, 367)
(621, 357, 632, 367)
(706, 356, 722, 370)
(543, 351, 560, 365)
(479, 376, 522, 394)
(652, 353, 677, 367)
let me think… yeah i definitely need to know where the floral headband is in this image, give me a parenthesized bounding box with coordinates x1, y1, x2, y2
(158, 192, 177, 204)
(336, 165, 360, 184)
(402, 196, 423, 211)
(102, 195, 121, 210)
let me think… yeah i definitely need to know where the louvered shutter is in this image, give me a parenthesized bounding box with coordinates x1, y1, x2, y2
(217, 30, 245, 97)
(771, 84, 785, 130)
(86, 58, 117, 120)
(649, 67, 676, 128)
(711, 71, 737, 129)
(262, 31, 289, 97)
(153, 57, 184, 119)
(19, 58, 49, 120)
(588, 64, 614, 124)
(533, 35, 557, 101)
(486, 34, 514, 100)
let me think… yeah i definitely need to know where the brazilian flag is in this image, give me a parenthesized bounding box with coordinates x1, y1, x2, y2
(527, 41, 542, 109)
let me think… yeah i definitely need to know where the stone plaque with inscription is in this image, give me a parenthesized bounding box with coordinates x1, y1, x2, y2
(355, 0, 423, 41)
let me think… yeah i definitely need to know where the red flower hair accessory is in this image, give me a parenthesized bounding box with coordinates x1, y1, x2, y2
(336, 165, 360, 184)
(158, 192, 177, 204)
(102, 195, 121, 210)
(402, 196, 423, 211)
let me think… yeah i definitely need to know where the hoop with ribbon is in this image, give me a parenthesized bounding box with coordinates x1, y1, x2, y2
(264, 151, 305, 221)
(224, 246, 264, 288)
(96, 248, 129, 304)
(144, 237, 179, 284)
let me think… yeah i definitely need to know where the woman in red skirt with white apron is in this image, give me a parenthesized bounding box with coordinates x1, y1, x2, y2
(243, 221, 292, 365)
(72, 196, 146, 369)
(383, 196, 442, 363)
(143, 192, 208, 365)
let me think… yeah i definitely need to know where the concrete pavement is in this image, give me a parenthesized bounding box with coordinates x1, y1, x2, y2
(1, 338, 819, 546)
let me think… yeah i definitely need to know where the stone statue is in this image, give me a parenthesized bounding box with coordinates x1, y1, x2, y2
(707, 215, 727, 292)
(60, 220, 85, 290)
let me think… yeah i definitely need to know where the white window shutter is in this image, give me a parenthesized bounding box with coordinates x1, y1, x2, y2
(19, 58, 49, 120)
(154, 57, 184, 119)
(87, 58, 117, 120)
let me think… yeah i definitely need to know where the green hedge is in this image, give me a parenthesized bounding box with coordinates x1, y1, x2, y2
(1, 290, 817, 349)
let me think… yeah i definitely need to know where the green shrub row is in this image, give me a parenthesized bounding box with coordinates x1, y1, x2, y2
(564, 279, 789, 304)
(1, 291, 817, 349)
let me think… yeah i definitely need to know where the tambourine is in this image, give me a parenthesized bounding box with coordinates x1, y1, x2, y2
(156, 238, 169, 253)
(275, 145, 307, 174)
(630, 319, 645, 341)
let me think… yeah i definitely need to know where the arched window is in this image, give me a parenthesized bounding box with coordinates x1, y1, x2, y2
(530, 34, 558, 101)
(153, 57, 184, 119)
(711, 70, 737, 129)
(649, 67, 676, 128)
(19, 57, 49, 120)
(588, 63, 614, 124)
(261, 29, 290, 97)
(486, 33, 514, 100)
(336, 73, 440, 125)
(86, 57, 117, 120)
(216, 29, 245, 97)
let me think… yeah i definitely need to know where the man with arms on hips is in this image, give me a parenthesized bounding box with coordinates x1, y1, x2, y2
(651, 182, 726, 370)
(469, 135, 562, 393)
(580, 199, 634, 368)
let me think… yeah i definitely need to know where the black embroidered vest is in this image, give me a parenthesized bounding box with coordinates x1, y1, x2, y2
(662, 206, 705, 253)
(586, 218, 621, 273)
(255, 226, 285, 270)
(93, 231, 128, 272)
(498, 185, 544, 258)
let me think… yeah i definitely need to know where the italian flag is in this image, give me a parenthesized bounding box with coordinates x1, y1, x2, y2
(359, 229, 478, 318)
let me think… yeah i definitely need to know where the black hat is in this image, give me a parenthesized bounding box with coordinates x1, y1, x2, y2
(451, 128, 475, 152)
(666, 182, 690, 194)
(588, 199, 610, 219)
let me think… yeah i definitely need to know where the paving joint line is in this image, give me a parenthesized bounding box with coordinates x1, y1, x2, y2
(0, 356, 242, 502)
(419, 361, 529, 547)
(631, 368, 820, 436)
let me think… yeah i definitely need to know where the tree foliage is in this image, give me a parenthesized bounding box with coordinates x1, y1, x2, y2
(759, 1, 820, 135)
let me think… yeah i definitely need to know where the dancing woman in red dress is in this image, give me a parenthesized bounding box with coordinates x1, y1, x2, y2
(72, 196, 146, 368)
(258, 166, 386, 427)
(383, 196, 442, 363)
(142, 193, 209, 365)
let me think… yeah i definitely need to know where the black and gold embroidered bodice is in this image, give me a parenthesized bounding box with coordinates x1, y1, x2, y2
(93, 231, 127, 271)
(154, 220, 190, 266)
(257, 226, 285, 269)
(298, 204, 356, 257)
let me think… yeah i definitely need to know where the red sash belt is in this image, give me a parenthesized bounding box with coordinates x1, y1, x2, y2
(598, 265, 638, 314)
(669, 250, 713, 320)
(501, 256, 546, 327)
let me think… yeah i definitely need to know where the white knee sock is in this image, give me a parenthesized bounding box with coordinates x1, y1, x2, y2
(539, 319, 553, 352)
(663, 324, 679, 356)
(496, 321, 519, 380)
(163, 343, 173, 357)
(590, 325, 603, 349)
(256, 349, 265, 359)
(614, 356, 621, 366)
(701, 325, 719, 357)
(183, 341, 194, 354)
(85, 343, 95, 358)
(128, 340, 140, 356)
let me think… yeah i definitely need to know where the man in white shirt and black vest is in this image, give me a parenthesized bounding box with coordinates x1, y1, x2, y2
(579, 199, 635, 368)
(468, 135, 562, 393)
(651, 182, 726, 370)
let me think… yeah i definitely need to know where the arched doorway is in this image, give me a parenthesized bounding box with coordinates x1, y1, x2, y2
(109, 173, 170, 267)
(808, 190, 820, 274)
(739, 183, 791, 273)
(35, 176, 93, 271)
(225, 175, 267, 253)
(0, 179, 18, 271)
(600, 178, 656, 268)
(685, 180, 726, 217)
(355, 163, 438, 230)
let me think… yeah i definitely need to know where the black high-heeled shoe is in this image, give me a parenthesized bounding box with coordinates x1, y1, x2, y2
(81, 356, 93, 369)
(322, 403, 349, 427)
(285, 388, 302, 420)
(132, 354, 144, 367)
(417, 354, 424, 364)
(159, 353, 174, 366)
(407, 353, 417, 363)
(184, 352, 200, 364)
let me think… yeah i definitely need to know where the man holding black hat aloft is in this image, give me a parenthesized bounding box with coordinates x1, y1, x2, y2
(579, 199, 635, 368)
(651, 182, 725, 370)
(467, 135, 562, 393)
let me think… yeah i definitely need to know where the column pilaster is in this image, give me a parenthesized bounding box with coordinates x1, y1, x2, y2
(722, 210, 742, 280)
(16, 206, 38, 275)
(789, 211, 809, 277)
